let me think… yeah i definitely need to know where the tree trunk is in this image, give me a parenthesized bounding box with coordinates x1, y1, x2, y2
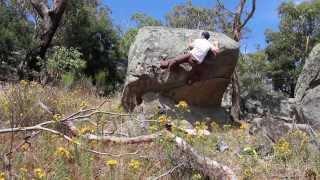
(25, 0, 68, 73)
(230, 67, 241, 121)
(228, 0, 255, 122)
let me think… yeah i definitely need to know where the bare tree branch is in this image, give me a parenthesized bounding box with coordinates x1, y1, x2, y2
(216, 0, 236, 16)
(240, 0, 256, 29)
(0, 101, 237, 179)
(29, 0, 49, 18)
(25, 0, 69, 73)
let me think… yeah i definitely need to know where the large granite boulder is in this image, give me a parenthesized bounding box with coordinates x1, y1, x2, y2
(121, 26, 239, 112)
(295, 44, 320, 102)
(294, 44, 320, 128)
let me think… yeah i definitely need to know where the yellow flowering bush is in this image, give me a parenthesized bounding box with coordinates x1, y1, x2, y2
(148, 124, 159, 133)
(20, 80, 28, 87)
(243, 167, 254, 178)
(0, 172, 5, 180)
(191, 173, 202, 180)
(106, 159, 118, 168)
(240, 123, 249, 130)
(19, 167, 28, 179)
(128, 159, 141, 172)
(79, 126, 95, 135)
(34, 168, 46, 179)
(20, 168, 27, 173)
(175, 100, 189, 111)
(79, 100, 88, 109)
(55, 147, 72, 160)
(210, 121, 220, 131)
(274, 138, 292, 160)
(287, 130, 309, 153)
(158, 115, 170, 125)
(195, 121, 208, 138)
(53, 114, 62, 122)
(71, 138, 81, 145)
(20, 143, 30, 152)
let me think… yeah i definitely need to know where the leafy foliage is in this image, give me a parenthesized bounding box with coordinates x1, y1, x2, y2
(165, 0, 215, 31)
(47, 46, 86, 79)
(239, 51, 270, 93)
(119, 13, 162, 58)
(265, 0, 320, 97)
(58, 0, 122, 89)
(0, 2, 34, 79)
(131, 12, 162, 28)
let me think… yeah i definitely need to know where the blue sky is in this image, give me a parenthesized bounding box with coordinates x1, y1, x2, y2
(102, 0, 298, 52)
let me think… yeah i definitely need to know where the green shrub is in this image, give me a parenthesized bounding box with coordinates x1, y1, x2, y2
(47, 46, 86, 79)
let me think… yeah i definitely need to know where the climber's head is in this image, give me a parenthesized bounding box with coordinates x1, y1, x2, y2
(201, 31, 210, 40)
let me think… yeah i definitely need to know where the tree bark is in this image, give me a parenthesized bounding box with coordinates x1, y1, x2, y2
(230, 67, 241, 121)
(26, 0, 68, 72)
(230, 0, 256, 122)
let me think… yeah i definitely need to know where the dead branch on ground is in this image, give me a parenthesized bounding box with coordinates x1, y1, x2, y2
(0, 101, 237, 179)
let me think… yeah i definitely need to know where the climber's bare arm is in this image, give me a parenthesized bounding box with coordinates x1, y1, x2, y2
(211, 41, 220, 56)
(188, 38, 194, 49)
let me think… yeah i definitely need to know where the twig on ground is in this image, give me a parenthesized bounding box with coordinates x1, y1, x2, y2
(0, 102, 237, 179)
(152, 163, 184, 180)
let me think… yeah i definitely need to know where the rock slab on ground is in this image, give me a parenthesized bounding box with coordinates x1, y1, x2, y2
(121, 26, 239, 111)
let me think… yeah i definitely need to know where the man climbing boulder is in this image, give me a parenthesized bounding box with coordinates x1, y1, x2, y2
(160, 31, 220, 70)
(122, 26, 239, 112)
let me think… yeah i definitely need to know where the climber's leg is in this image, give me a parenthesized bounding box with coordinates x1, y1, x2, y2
(186, 58, 202, 85)
(160, 53, 196, 69)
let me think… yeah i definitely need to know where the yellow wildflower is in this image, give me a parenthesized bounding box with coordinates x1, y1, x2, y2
(210, 121, 220, 131)
(21, 143, 30, 152)
(0, 172, 5, 180)
(195, 121, 208, 132)
(192, 173, 202, 180)
(20, 167, 27, 174)
(79, 126, 94, 135)
(106, 159, 118, 168)
(52, 114, 62, 122)
(128, 159, 141, 172)
(175, 100, 189, 111)
(55, 147, 72, 160)
(158, 115, 169, 125)
(243, 168, 253, 178)
(30, 81, 38, 87)
(34, 168, 45, 179)
(20, 80, 28, 87)
(71, 138, 81, 145)
(288, 130, 309, 151)
(185, 133, 195, 143)
(274, 138, 292, 159)
(148, 125, 158, 132)
(239, 123, 249, 130)
(79, 101, 88, 109)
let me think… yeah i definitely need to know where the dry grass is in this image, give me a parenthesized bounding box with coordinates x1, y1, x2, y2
(0, 81, 319, 179)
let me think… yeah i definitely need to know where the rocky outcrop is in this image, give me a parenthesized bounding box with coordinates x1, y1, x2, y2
(294, 44, 320, 128)
(240, 90, 294, 118)
(121, 26, 239, 112)
(295, 44, 320, 102)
